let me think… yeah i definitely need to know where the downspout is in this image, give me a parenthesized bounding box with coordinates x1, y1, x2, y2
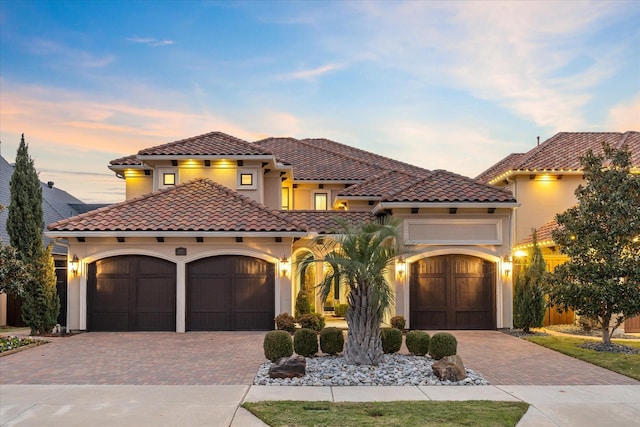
(54, 237, 72, 333)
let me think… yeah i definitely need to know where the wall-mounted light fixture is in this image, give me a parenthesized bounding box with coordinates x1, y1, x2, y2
(280, 256, 290, 276)
(69, 255, 80, 277)
(502, 256, 512, 276)
(396, 257, 406, 277)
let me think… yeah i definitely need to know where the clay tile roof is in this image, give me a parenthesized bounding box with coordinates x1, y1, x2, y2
(138, 131, 272, 157)
(282, 211, 377, 234)
(254, 137, 384, 181)
(515, 218, 560, 247)
(475, 153, 525, 184)
(338, 170, 429, 198)
(48, 178, 305, 233)
(109, 154, 142, 166)
(477, 131, 640, 183)
(382, 170, 516, 203)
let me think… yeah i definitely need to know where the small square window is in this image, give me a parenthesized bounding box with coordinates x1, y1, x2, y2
(240, 173, 253, 186)
(314, 193, 328, 210)
(163, 173, 176, 186)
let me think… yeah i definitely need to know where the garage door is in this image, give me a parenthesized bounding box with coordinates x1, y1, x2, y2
(410, 255, 496, 330)
(187, 255, 275, 331)
(87, 256, 176, 331)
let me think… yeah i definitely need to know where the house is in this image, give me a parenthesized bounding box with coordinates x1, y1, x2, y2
(0, 151, 102, 327)
(46, 131, 519, 333)
(476, 131, 640, 331)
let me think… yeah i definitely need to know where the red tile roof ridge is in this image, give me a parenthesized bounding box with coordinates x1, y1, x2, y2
(138, 131, 273, 156)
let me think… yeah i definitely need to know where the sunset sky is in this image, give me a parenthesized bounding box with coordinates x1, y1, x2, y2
(1, 1, 638, 203)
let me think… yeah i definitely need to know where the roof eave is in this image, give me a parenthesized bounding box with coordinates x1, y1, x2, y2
(137, 154, 275, 161)
(46, 230, 309, 238)
(372, 201, 520, 214)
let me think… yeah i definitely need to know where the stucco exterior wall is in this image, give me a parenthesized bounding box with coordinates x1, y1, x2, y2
(64, 237, 294, 332)
(125, 175, 153, 200)
(512, 175, 582, 242)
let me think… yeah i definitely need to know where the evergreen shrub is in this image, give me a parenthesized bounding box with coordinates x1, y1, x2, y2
(380, 327, 403, 354)
(263, 330, 293, 362)
(297, 313, 325, 332)
(429, 332, 457, 360)
(390, 315, 406, 331)
(293, 328, 318, 357)
(319, 327, 344, 355)
(405, 330, 430, 356)
(334, 303, 348, 318)
(275, 312, 296, 333)
(295, 290, 311, 318)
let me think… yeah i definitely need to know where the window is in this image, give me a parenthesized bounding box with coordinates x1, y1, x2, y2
(163, 173, 176, 186)
(282, 187, 290, 210)
(314, 192, 328, 210)
(237, 169, 257, 189)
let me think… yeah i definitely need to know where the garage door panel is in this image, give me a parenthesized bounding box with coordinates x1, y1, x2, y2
(411, 255, 495, 330)
(187, 256, 274, 331)
(88, 256, 176, 332)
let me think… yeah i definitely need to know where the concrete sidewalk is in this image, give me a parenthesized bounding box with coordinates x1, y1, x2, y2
(2, 384, 639, 426)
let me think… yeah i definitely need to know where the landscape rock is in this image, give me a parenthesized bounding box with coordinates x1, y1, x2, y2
(432, 354, 467, 382)
(268, 355, 306, 378)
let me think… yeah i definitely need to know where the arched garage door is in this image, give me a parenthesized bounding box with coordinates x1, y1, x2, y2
(410, 255, 496, 330)
(87, 256, 176, 331)
(187, 256, 275, 331)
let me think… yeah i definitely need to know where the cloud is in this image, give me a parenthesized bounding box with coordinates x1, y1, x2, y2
(26, 38, 115, 69)
(608, 95, 640, 131)
(126, 36, 175, 47)
(281, 63, 343, 81)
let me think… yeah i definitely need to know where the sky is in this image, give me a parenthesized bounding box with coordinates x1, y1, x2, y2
(1, 0, 639, 203)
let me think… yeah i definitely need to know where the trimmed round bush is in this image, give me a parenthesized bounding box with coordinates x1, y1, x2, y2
(275, 312, 296, 334)
(297, 313, 325, 332)
(405, 330, 430, 356)
(263, 330, 293, 362)
(319, 327, 344, 355)
(390, 315, 406, 331)
(429, 332, 457, 360)
(334, 303, 348, 318)
(380, 327, 403, 354)
(294, 328, 318, 357)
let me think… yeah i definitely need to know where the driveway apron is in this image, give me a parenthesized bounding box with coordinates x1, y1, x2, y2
(0, 330, 637, 385)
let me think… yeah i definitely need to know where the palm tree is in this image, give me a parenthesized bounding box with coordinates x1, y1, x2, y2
(305, 218, 404, 365)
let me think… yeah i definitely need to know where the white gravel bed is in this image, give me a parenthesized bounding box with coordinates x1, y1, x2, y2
(254, 354, 489, 386)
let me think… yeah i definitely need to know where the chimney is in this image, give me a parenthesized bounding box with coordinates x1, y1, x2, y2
(537, 136, 540, 146)
(47, 181, 54, 189)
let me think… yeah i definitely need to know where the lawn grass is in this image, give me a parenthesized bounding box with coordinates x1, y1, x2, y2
(243, 400, 529, 427)
(525, 336, 640, 380)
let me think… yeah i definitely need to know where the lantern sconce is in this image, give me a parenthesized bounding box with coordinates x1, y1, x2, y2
(502, 256, 512, 277)
(70, 255, 80, 277)
(396, 257, 406, 277)
(280, 256, 290, 276)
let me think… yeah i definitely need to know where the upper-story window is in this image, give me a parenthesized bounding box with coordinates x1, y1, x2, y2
(314, 192, 328, 210)
(158, 168, 178, 189)
(282, 187, 290, 210)
(237, 169, 257, 190)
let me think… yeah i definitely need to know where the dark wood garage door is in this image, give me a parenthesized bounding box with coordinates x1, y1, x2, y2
(410, 255, 496, 330)
(87, 256, 176, 331)
(187, 255, 275, 331)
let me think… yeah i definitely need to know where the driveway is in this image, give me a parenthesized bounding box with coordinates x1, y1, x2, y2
(0, 331, 637, 385)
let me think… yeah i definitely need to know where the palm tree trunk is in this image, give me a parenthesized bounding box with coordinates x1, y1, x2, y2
(344, 284, 383, 365)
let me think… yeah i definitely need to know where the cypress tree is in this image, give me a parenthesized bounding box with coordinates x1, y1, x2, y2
(513, 230, 547, 333)
(7, 134, 59, 334)
(8, 134, 44, 264)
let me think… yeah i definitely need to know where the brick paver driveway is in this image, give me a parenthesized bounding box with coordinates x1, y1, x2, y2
(1, 330, 637, 385)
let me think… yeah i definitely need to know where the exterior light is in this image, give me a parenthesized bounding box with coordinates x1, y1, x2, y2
(513, 250, 527, 258)
(502, 256, 512, 276)
(280, 256, 289, 276)
(396, 257, 406, 276)
(69, 255, 80, 277)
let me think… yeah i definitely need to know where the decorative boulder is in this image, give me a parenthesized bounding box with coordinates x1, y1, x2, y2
(432, 355, 467, 382)
(268, 355, 306, 378)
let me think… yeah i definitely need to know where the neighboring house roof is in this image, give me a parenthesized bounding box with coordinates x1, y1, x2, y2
(515, 218, 560, 248)
(1, 153, 90, 254)
(48, 178, 306, 235)
(476, 131, 640, 184)
(282, 211, 377, 234)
